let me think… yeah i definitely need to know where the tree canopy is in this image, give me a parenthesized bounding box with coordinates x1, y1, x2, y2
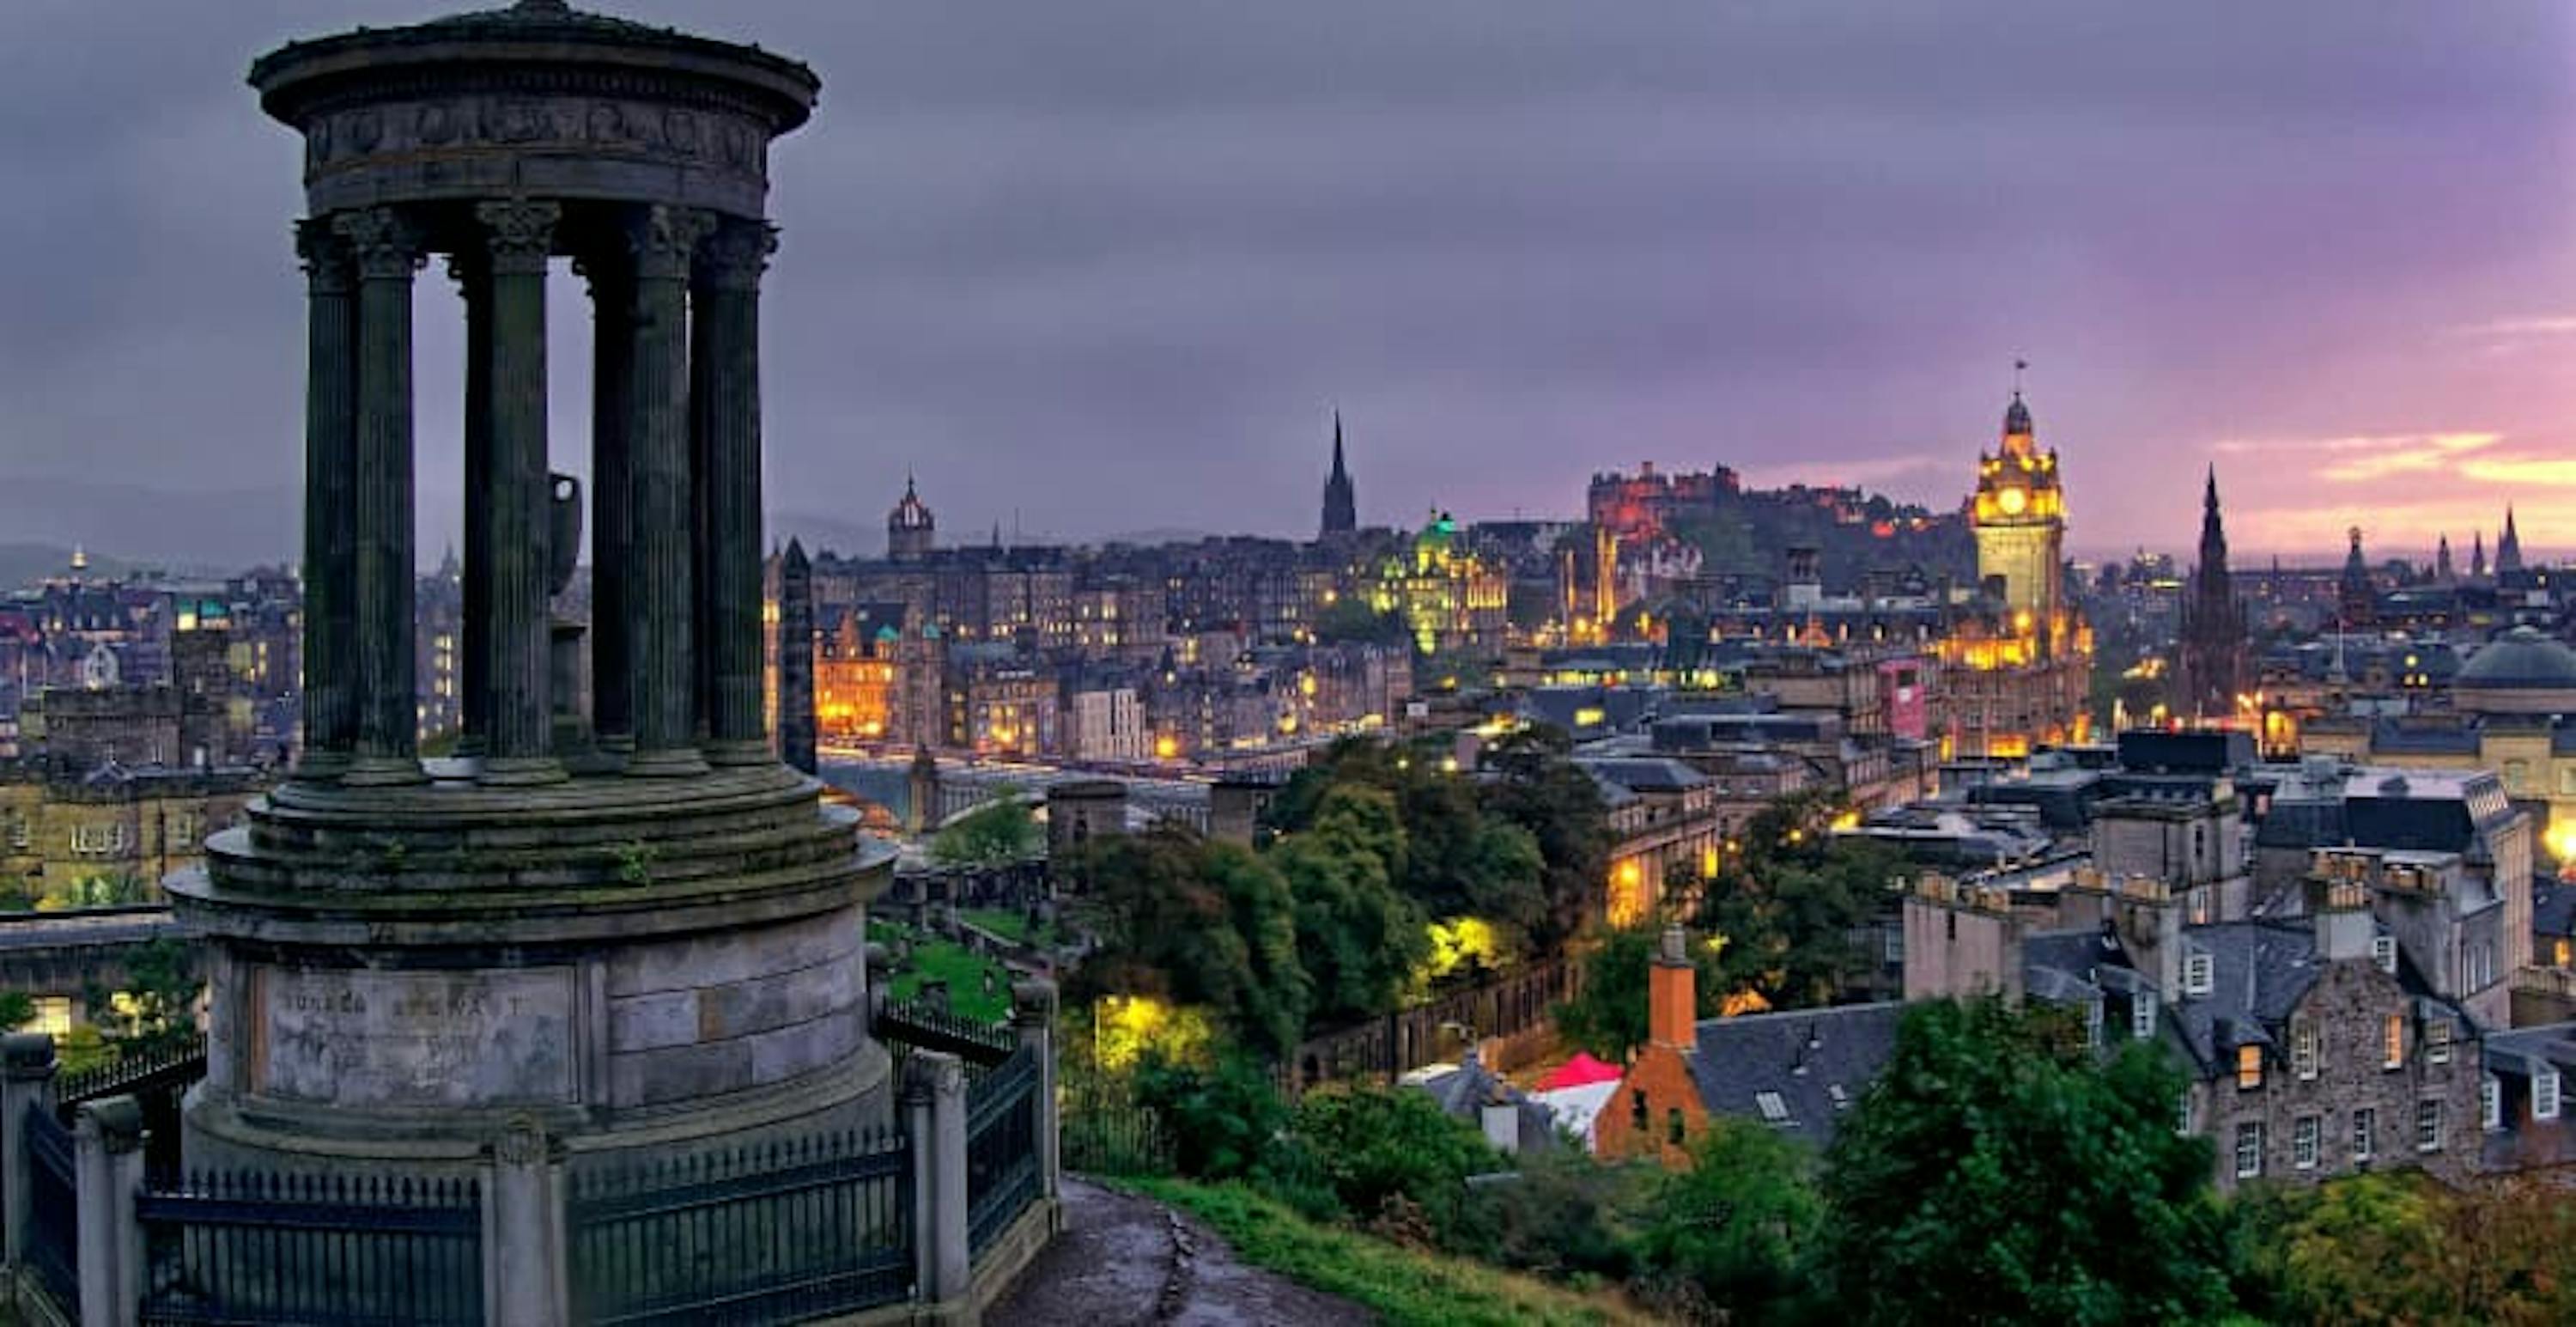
(1694, 788, 1895, 1010)
(1069, 825, 1309, 1057)
(1814, 997, 2231, 1326)
(931, 791, 1040, 867)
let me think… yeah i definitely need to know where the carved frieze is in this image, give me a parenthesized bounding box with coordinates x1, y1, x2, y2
(304, 94, 767, 181)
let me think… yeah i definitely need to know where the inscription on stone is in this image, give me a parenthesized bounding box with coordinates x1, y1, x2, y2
(256, 966, 577, 1107)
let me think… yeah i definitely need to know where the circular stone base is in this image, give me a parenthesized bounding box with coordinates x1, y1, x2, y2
(167, 763, 895, 1173)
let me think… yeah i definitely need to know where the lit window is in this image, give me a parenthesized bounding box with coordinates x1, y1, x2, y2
(2353, 1108, 2376, 1161)
(2237, 1044, 2263, 1091)
(2482, 1076, 2502, 1132)
(2234, 1122, 2263, 1178)
(2383, 1014, 2404, 1070)
(2184, 953, 2214, 996)
(2292, 1021, 2320, 1080)
(1754, 1091, 1789, 1123)
(2426, 1021, 2451, 1066)
(2293, 1115, 2320, 1170)
(2416, 1099, 2443, 1153)
(2540, 1068, 2563, 1122)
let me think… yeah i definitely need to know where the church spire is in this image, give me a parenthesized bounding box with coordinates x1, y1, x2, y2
(2499, 504, 2524, 576)
(1320, 408, 1358, 539)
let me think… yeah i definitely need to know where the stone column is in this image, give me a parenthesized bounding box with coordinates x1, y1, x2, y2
(692, 220, 778, 764)
(1012, 978, 1061, 1201)
(0, 1033, 58, 1270)
(578, 247, 636, 754)
(73, 1096, 145, 1327)
(622, 204, 714, 776)
(907, 1050, 969, 1306)
(335, 205, 428, 785)
(293, 218, 358, 781)
(475, 199, 567, 784)
(453, 250, 493, 758)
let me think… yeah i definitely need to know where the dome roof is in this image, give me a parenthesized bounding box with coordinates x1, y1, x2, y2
(2457, 626, 2576, 691)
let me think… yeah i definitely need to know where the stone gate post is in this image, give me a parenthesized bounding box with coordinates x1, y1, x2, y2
(72, 1097, 143, 1327)
(1012, 979, 1060, 1201)
(0, 1034, 58, 1271)
(483, 1117, 569, 1327)
(908, 1051, 969, 1308)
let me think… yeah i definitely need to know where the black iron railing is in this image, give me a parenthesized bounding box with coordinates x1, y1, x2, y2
(25, 1099, 81, 1316)
(568, 1127, 913, 1326)
(135, 1170, 483, 1326)
(878, 997, 1016, 1066)
(965, 1046, 1040, 1256)
(58, 1032, 210, 1106)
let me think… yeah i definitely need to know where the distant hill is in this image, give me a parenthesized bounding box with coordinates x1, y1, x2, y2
(0, 543, 138, 591)
(0, 479, 296, 575)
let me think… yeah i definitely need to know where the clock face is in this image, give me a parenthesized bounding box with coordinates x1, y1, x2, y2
(1997, 485, 2028, 516)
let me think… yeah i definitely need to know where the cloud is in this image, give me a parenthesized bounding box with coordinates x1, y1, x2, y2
(0, 0, 2571, 564)
(2459, 456, 2576, 487)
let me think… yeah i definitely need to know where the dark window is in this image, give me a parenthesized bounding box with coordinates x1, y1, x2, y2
(1631, 1088, 1648, 1130)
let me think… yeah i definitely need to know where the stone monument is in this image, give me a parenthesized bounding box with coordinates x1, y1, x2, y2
(167, 0, 893, 1173)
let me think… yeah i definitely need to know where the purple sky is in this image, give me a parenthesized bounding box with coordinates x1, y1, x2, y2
(3, 2, 2572, 569)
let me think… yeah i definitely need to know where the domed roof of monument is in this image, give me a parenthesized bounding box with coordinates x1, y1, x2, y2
(251, 0, 819, 133)
(2458, 626, 2576, 691)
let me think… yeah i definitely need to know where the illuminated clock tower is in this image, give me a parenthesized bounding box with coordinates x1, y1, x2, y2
(1971, 390, 2066, 637)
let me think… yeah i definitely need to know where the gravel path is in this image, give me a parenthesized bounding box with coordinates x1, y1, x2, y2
(987, 1178, 1377, 1326)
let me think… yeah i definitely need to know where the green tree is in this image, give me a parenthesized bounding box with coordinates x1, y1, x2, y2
(1553, 924, 1725, 1061)
(83, 936, 204, 1059)
(1134, 1052, 1293, 1183)
(1476, 725, 1611, 951)
(1071, 825, 1311, 1056)
(1273, 786, 1428, 1024)
(1635, 1117, 1822, 1325)
(931, 791, 1039, 867)
(0, 990, 35, 1033)
(1289, 1083, 1502, 1240)
(1814, 998, 2229, 1326)
(1695, 790, 1896, 1010)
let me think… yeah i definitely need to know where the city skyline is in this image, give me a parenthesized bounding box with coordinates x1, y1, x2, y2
(3, 1, 2571, 564)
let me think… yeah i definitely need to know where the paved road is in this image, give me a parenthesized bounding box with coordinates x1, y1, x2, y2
(988, 1178, 1376, 1326)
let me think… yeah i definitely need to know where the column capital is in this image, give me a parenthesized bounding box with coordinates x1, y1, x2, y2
(333, 206, 428, 280)
(294, 218, 353, 295)
(476, 198, 562, 277)
(696, 220, 777, 292)
(625, 204, 715, 282)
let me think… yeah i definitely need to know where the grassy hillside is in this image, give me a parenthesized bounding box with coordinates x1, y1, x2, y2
(1120, 1178, 1663, 1327)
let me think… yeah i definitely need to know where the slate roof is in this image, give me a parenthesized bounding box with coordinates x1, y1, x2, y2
(2154, 919, 2476, 1080)
(1409, 1056, 1561, 1154)
(1685, 1001, 1905, 1147)
(1577, 757, 1710, 794)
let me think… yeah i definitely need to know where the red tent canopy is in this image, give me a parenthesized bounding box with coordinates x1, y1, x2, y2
(1537, 1051, 1623, 1090)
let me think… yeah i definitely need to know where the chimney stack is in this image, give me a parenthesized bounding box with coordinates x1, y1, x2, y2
(1649, 924, 1697, 1050)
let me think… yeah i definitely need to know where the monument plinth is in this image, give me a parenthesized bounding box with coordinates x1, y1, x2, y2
(168, 1, 890, 1172)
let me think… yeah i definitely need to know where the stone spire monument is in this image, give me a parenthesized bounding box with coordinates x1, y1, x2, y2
(170, 0, 893, 1173)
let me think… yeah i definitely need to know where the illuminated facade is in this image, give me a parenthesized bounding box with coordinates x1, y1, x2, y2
(1971, 392, 2066, 621)
(1370, 512, 1509, 654)
(1939, 390, 2092, 758)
